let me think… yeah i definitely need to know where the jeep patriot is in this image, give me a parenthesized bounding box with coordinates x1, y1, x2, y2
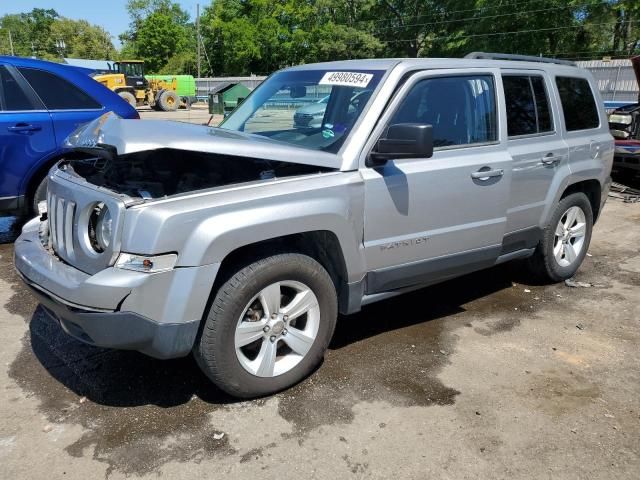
(15, 53, 613, 397)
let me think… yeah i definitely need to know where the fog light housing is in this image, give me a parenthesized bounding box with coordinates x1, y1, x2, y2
(115, 253, 178, 273)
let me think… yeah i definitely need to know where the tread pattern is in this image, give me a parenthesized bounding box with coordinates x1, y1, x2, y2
(194, 253, 337, 398)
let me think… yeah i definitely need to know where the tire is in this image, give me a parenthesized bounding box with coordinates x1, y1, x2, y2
(118, 91, 137, 108)
(157, 90, 179, 112)
(31, 176, 48, 215)
(194, 253, 338, 398)
(526, 192, 593, 282)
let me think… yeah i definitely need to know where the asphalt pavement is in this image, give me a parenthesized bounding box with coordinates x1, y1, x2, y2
(1, 196, 639, 479)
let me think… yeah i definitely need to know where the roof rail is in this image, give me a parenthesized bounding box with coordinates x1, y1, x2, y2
(464, 52, 576, 67)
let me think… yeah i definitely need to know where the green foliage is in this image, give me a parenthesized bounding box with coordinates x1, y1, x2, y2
(2, 1, 639, 75)
(0, 8, 115, 60)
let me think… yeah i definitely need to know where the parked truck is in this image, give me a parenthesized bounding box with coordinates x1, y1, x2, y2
(94, 60, 180, 111)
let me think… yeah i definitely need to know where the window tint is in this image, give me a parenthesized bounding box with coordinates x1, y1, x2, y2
(0, 66, 37, 111)
(502, 75, 553, 137)
(503, 76, 537, 136)
(555, 76, 599, 131)
(390, 75, 497, 148)
(18, 67, 102, 110)
(531, 77, 552, 132)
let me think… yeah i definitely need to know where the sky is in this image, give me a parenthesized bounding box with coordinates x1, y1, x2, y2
(0, 0, 202, 47)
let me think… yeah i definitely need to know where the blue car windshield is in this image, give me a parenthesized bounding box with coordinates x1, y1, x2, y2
(220, 69, 384, 153)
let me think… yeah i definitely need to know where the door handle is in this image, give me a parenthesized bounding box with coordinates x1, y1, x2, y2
(8, 123, 42, 134)
(471, 168, 504, 181)
(541, 153, 562, 165)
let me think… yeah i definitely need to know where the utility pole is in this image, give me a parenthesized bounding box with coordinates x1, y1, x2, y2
(196, 3, 201, 78)
(8, 29, 14, 56)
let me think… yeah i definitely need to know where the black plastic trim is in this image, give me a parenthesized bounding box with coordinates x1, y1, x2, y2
(500, 227, 542, 256)
(365, 245, 501, 295)
(0, 195, 24, 214)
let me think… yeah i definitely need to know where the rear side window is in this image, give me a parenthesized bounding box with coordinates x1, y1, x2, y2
(18, 67, 102, 110)
(555, 76, 599, 131)
(390, 75, 497, 148)
(502, 75, 553, 137)
(0, 66, 38, 111)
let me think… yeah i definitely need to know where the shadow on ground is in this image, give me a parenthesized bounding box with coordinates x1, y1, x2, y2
(4, 223, 547, 475)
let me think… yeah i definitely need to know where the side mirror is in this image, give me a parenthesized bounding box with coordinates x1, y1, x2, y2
(290, 85, 307, 98)
(367, 123, 434, 167)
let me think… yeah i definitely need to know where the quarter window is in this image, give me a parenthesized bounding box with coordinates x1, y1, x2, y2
(389, 75, 497, 148)
(0, 66, 38, 111)
(502, 75, 553, 137)
(555, 76, 599, 131)
(18, 67, 102, 110)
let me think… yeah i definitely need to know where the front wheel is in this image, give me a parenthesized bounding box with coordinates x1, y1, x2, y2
(526, 192, 593, 282)
(194, 253, 338, 398)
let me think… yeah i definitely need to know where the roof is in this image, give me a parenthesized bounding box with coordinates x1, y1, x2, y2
(285, 57, 585, 75)
(64, 58, 115, 71)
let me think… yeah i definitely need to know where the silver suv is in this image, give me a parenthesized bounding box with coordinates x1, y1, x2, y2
(15, 53, 613, 398)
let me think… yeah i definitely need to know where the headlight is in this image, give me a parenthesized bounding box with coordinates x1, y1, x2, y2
(115, 253, 178, 273)
(88, 203, 112, 252)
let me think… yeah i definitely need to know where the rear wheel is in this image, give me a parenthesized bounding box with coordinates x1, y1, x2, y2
(118, 91, 137, 108)
(157, 90, 179, 112)
(526, 192, 593, 282)
(194, 253, 338, 398)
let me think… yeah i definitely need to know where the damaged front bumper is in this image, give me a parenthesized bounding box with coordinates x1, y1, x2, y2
(14, 218, 218, 359)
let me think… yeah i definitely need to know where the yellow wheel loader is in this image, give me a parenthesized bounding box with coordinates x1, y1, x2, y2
(94, 60, 179, 112)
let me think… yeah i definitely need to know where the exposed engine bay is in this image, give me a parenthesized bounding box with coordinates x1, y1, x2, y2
(60, 148, 334, 200)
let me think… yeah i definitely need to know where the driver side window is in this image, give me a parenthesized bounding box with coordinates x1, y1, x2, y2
(390, 75, 498, 148)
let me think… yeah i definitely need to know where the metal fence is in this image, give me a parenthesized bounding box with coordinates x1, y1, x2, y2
(195, 76, 266, 99)
(577, 59, 639, 104)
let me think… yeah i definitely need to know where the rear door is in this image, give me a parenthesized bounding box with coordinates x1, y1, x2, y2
(501, 70, 569, 249)
(553, 75, 612, 183)
(0, 65, 55, 201)
(16, 67, 105, 145)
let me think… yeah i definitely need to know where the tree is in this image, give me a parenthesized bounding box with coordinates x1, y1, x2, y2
(0, 9, 115, 60)
(119, 0, 194, 73)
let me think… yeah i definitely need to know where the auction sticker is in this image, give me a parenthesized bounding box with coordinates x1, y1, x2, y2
(319, 72, 373, 88)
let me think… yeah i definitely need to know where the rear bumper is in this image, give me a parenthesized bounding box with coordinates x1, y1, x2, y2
(613, 154, 640, 171)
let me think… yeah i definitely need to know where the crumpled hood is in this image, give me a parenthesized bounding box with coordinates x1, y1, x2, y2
(65, 112, 341, 169)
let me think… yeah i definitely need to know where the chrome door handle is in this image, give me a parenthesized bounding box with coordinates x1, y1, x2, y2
(471, 169, 504, 180)
(8, 123, 41, 134)
(541, 153, 561, 165)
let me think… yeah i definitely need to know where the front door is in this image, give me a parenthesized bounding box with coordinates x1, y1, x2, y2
(361, 70, 512, 294)
(0, 65, 55, 203)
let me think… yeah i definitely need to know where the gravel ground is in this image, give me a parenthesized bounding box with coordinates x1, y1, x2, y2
(0, 197, 638, 480)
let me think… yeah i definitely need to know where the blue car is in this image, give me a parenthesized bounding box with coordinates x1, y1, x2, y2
(0, 56, 139, 215)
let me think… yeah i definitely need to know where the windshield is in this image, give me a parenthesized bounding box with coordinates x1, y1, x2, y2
(115, 62, 143, 77)
(220, 69, 384, 153)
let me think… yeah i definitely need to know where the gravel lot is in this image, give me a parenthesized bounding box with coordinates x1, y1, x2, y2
(1, 191, 639, 479)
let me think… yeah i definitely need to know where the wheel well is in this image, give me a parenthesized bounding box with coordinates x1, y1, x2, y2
(561, 180, 602, 221)
(115, 87, 135, 95)
(24, 151, 92, 214)
(214, 231, 349, 307)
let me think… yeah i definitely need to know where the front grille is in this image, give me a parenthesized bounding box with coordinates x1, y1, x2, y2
(48, 191, 76, 258)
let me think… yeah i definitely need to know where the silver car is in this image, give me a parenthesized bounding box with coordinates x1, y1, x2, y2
(15, 53, 613, 398)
